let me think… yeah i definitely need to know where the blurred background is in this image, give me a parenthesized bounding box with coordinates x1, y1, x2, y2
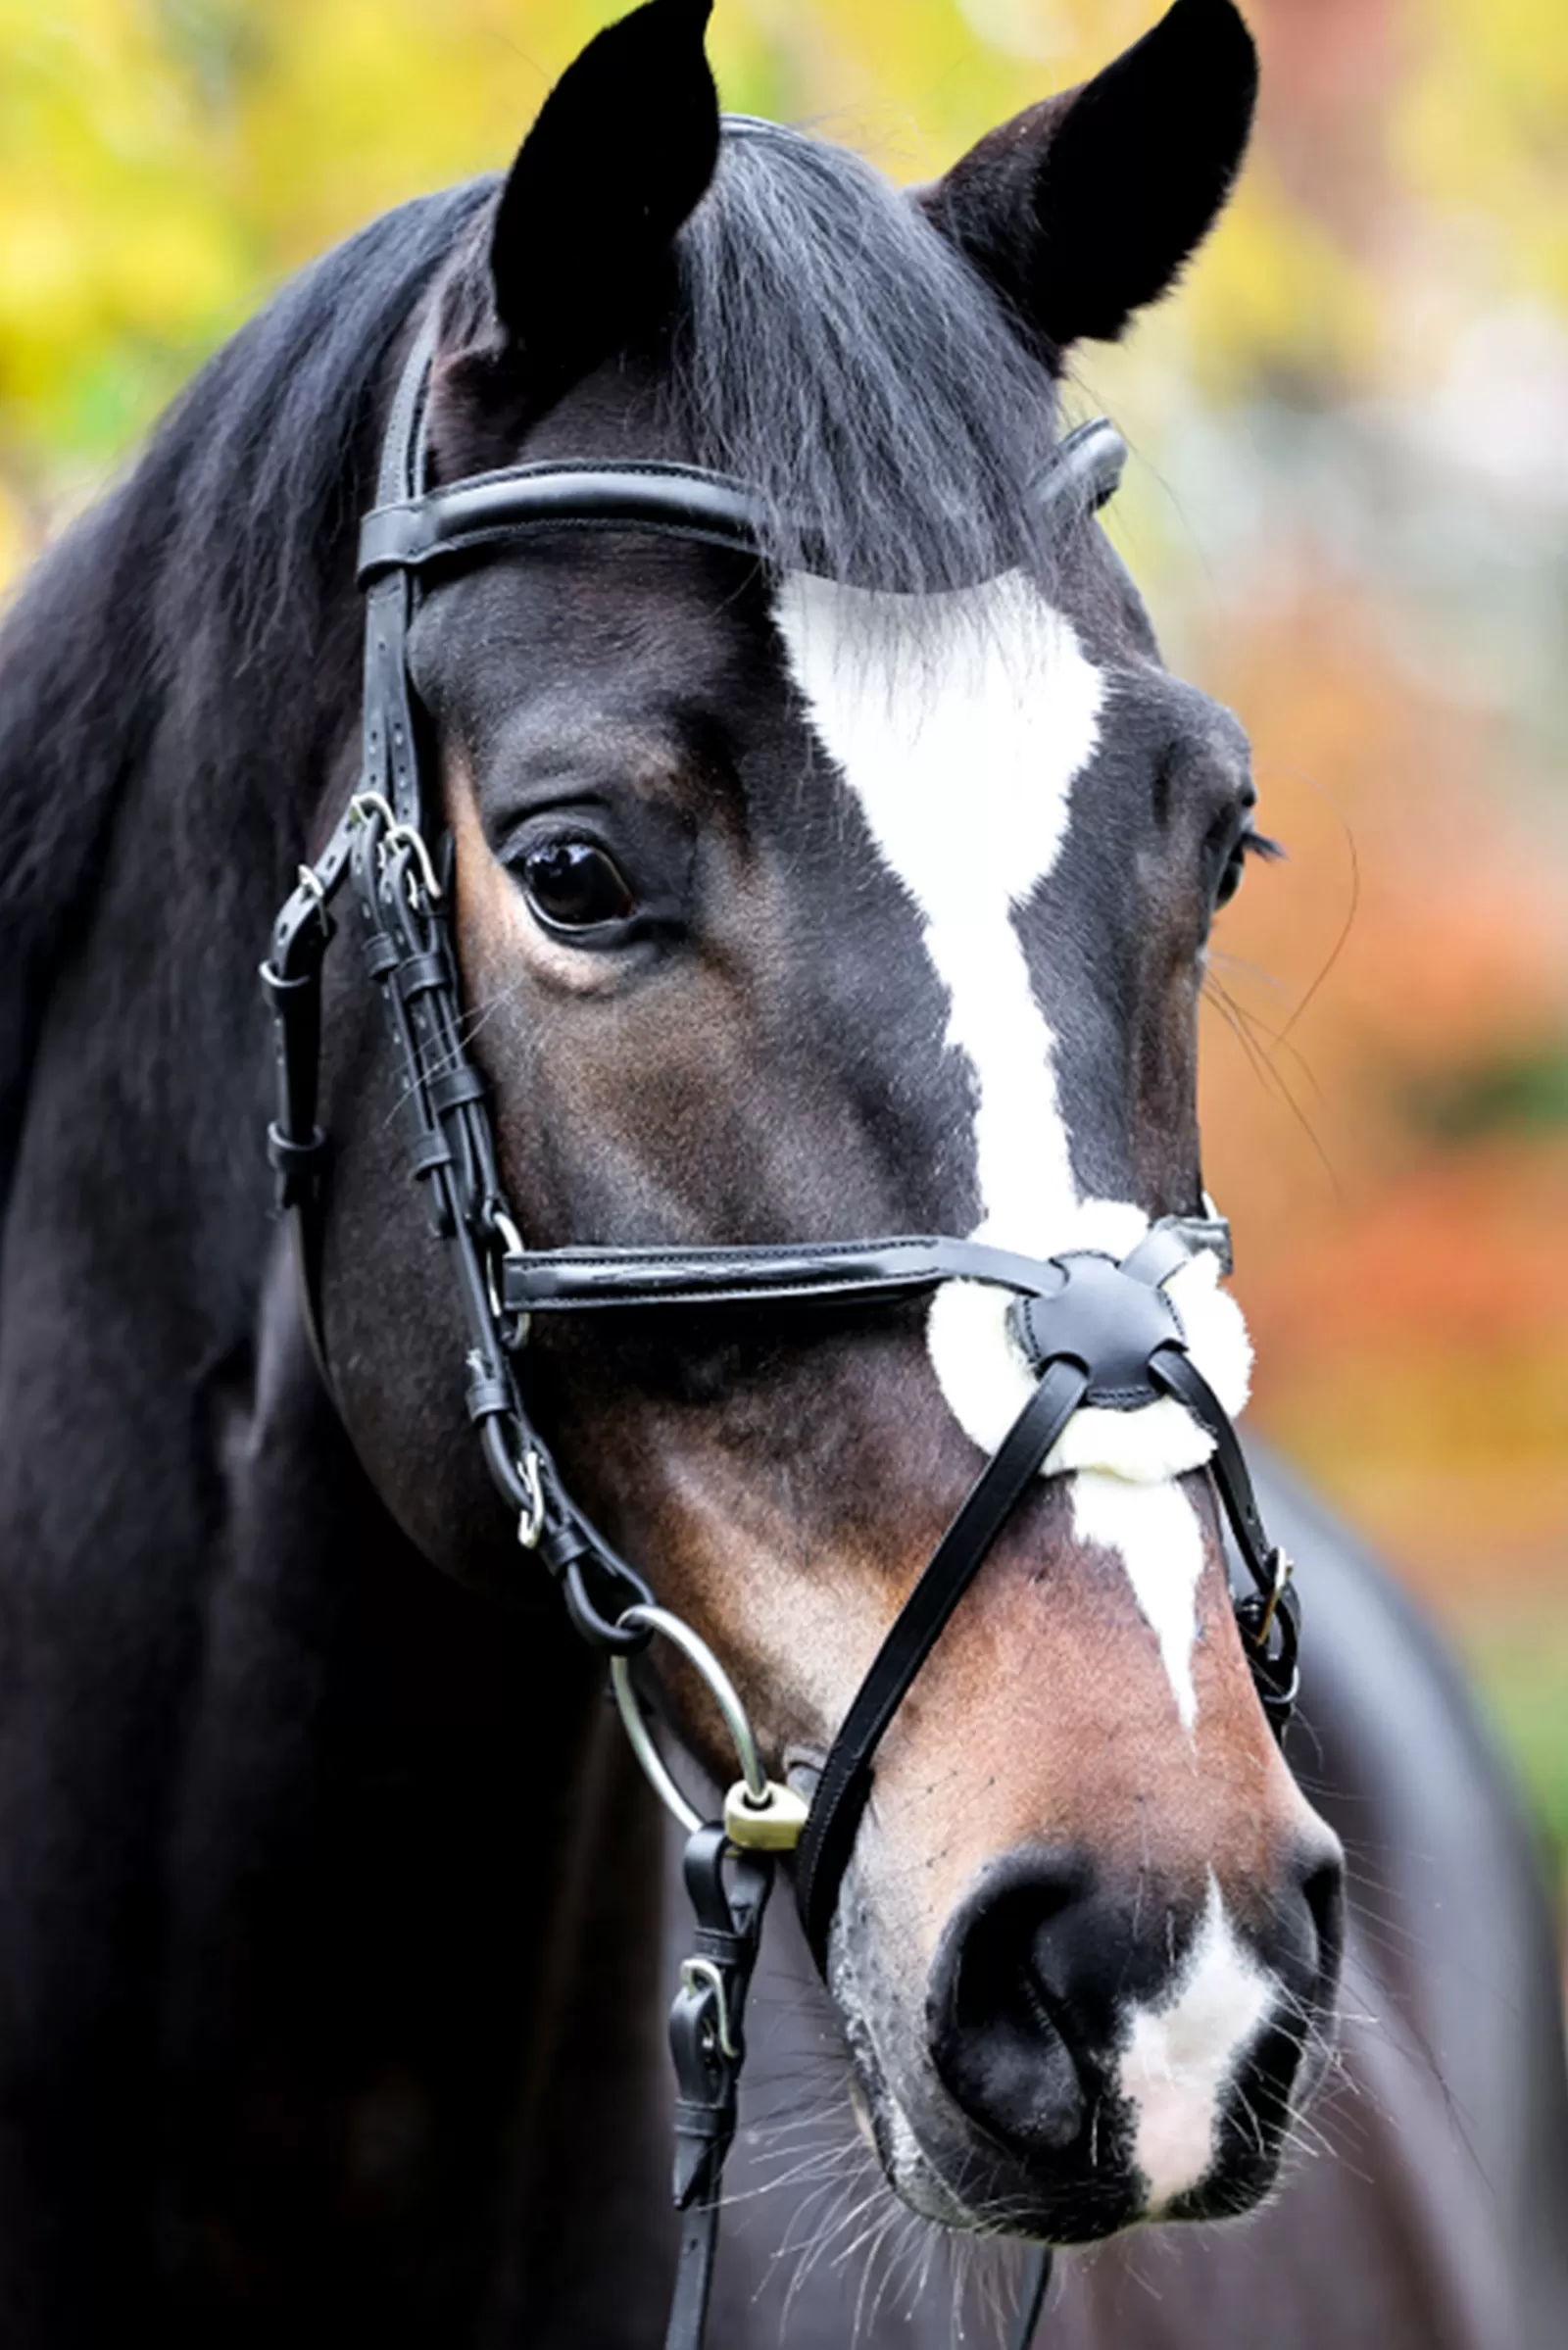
(1, 0, 1564, 1882)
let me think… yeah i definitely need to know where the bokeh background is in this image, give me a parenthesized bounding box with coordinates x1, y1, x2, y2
(2, 0, 1564, 1877)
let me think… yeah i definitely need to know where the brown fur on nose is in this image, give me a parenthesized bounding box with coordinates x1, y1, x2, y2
(856, 1471, 1318, 1964)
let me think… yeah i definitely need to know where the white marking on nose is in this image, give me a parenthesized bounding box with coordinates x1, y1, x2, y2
(1071, 1472, 1203, 1732)
(774, 569, 1100, 1245)
(1119, 1875, 1276, 2213)
(772, 570, 1251, 1729)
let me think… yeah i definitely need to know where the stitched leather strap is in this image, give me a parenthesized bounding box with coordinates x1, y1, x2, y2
(356, 418, 1128, 592)
(796, 1358, 1090, 1962)
(1151, 1349, 1276, 1595)
(501, 1221, 1231, 1318)
(1151, 1347, 1299, 1722)
(509, 1235, 1067, 1314)
(360, 461, 768, 582)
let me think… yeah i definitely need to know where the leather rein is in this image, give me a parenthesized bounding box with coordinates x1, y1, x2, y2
(262, 318, 1300, 2350)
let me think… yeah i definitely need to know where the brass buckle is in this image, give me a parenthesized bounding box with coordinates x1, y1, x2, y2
(1252, 1547, 1294, 1648)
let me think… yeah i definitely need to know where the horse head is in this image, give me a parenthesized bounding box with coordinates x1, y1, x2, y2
(317, 0, 1344, 2251)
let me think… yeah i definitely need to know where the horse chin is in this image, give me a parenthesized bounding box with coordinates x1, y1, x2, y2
(849, 2049, 1304, 2250)
(847, 2048, 1144, 2245)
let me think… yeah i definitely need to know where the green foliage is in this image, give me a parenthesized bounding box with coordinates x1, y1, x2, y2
(1417, 1045, 1568, 1143)
(1463, 1615, 1568, 1879)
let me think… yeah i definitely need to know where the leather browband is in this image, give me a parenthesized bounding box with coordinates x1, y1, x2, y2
(357, 418, 1130, 589)
(1028, 416, 1128, 523)
(358, 460, 769, 583)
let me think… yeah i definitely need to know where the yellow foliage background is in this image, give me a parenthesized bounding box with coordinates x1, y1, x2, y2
(2, 0, 1565, 1828)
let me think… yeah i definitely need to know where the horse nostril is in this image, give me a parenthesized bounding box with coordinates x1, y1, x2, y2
(928, 1854, 1099, 2159)
(1298, 1841, 1347, 1997)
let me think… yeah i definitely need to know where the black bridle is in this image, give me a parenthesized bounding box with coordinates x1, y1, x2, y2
(262, 318, 1300, 2350)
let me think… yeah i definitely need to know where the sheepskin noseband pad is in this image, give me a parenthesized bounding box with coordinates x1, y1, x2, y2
(1009, 1251, 1186, 1409)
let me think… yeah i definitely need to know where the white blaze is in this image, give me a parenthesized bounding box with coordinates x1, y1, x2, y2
(773, 569, 1253, 1729)
(1072, 1472, 1206, 1733)
(1119, 1875, 1275, 2210)
(773, 570, 1096, 1244)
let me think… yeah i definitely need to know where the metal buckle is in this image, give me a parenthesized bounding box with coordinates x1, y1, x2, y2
(680, 1957, 739, 2061)
(350, 791, 444, 904)
(484, 1207, 528, 1327)
(515, 1448, 545, 1551)
(1252, 1547, 1294, 1649)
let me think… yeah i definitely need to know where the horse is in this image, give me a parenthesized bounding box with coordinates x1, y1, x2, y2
(0, 0, 1563, 2344)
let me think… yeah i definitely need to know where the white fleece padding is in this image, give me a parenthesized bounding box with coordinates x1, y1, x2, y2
(924, 1242, 1251, 1482)
(1118, 1874, 1275, 2211)
(773, 569, 1255, 1726)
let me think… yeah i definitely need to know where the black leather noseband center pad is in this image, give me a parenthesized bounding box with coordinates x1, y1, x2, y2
(1010, 1252, 1186, 1409)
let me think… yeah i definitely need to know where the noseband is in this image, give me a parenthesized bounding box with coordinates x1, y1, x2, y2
(262, 318, 1300, 2350)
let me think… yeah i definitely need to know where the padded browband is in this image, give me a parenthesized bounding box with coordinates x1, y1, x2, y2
(358, 417, 1130, 586)
(359, 461, 768, 580)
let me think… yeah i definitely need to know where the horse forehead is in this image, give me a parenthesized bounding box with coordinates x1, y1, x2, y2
(410, 542, 762, 737)
(771, 567, 1107, 907)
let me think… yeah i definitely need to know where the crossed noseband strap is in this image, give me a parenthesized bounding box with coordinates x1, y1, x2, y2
(261, 318, 1299, 2350)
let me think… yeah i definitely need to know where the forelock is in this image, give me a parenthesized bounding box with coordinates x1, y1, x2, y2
(664, 121, 1060, 595)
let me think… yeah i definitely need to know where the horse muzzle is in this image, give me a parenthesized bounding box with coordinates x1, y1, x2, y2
(893, 1833, 1346, 2238)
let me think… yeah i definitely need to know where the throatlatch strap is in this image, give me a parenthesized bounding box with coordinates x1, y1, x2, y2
(795, 1357, 1090, 1962)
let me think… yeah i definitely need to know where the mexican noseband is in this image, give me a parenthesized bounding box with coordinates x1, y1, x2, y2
(262, 315, 1300, 2350)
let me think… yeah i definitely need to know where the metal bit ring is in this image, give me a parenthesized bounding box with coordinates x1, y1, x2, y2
(610, 1603, 772, 1835)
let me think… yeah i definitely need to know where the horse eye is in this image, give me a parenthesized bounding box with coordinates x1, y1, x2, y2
(1214, 851, 1248, 910)
(519, 839, 636, 931)
(1214, 824, 1282, 911)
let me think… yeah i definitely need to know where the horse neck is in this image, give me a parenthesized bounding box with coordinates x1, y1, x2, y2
(198, 1241, 681, 2329)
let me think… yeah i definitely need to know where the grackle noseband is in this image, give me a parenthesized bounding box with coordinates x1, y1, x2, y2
(262, 317, 1300, 2350)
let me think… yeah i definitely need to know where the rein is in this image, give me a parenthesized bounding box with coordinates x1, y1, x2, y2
(262, 319, 1300, 2350)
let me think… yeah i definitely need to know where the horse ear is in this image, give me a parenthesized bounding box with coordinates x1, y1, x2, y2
(488, 0, 719, 401)
(921, 0, 1257, 359)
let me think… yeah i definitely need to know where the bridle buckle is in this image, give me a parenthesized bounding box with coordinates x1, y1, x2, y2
(515, 1447, 545, 1551)
(1252, 1546, 1294, 1649)
(679, 1957, 739, 2062)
